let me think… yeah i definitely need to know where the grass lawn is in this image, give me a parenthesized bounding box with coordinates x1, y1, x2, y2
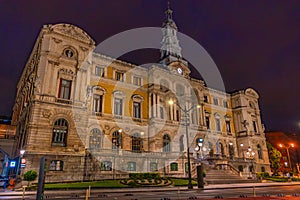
(45, 180, 129, 189)
(44, 178, 200, 189)
(169, 178, 197, 187)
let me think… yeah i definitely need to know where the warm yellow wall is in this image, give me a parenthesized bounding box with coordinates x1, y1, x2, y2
(92, 66, 149, 119)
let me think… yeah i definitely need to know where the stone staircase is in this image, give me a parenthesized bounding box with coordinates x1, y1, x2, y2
(205, 168, 257, 184)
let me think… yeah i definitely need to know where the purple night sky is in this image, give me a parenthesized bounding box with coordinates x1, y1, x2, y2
(0, 0, 299, 133)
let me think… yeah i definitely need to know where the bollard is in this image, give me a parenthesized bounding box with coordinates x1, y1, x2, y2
(22, 186, 26, 200)
(85, 189, 89, 200)
(89, 185, 91, 197)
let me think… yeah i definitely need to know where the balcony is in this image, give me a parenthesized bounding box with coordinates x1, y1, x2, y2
(55, 98, 72, 105)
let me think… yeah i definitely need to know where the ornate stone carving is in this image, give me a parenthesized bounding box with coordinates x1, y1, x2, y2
(49, 24, 95, 45)
(52, 37, 62, 43)
(59, 68, 74, 77)
(42, 110, 52, 118)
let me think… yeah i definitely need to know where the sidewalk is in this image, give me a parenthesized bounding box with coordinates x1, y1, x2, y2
(1, 181, 300, 196)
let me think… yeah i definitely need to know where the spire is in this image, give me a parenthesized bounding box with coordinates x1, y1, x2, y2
(160, 1, 182, 63)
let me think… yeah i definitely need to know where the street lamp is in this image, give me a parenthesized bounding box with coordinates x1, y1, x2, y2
(195, 138, 204, 160)
(246, 146, 255, 179)
(279, 143, 294, 172)
(168, 99, 200, 189)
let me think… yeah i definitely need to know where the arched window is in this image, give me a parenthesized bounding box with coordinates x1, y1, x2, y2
(89, 128, 103, 150)
(52, 118, 68, 147)
(163, 134, 171, 152)
(257, 144, 263, 159)
(112, 131, 122, 149)
(132, 133, 143, 152)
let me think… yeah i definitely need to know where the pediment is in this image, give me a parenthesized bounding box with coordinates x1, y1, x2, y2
(48, 23, 95, 45)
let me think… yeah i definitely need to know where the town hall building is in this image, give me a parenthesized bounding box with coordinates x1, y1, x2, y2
(12, 7, 270, 183)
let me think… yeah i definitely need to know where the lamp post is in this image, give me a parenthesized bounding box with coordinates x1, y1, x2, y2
(169, 99, 200, 189)
(246, 146, 255, 179)
(195, 138, 204, 160)
(279, 143, 294, 172)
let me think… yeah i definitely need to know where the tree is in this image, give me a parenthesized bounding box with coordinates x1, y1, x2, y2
(23, 170, 38, 186)
(266, 142, 282, 175)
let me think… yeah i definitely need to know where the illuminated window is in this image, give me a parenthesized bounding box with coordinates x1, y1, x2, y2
(52, 118, 68, 146)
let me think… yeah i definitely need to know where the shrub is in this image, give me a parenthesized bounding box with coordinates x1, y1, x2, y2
(23, 170, 38, 186)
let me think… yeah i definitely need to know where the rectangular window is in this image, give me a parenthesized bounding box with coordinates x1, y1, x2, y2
(205, 116, 210, 129)
(253, 121, 257, 132)
(114, 98, 123, 116)
(101, 161, 112, 171)
(226, 121, 231, 132)
(133, 76, 141, 86)
(127, 162, 136, 171)
(95, 66, 105, 77)
(223, 100, 228, 108)
(115, 71, 124, 81)
(93, 94, 103, 113)
(133, 102, 141, 118)
(216, 118, 221, 132)
(49, 160, 64, 171)
(160, 107, 164, 119)
(204, 96, 208, 103)
(185, 162, 189, 173)
(213, 98, 218, 106)
(150, 162, 158, 171)
(170, 162, 178, 171)
(59, 79, 71, 99)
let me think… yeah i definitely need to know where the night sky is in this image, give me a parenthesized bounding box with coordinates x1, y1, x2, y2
(1, 0, 299, 133)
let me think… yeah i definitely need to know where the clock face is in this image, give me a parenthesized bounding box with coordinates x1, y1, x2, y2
(177, 68, 183, 74)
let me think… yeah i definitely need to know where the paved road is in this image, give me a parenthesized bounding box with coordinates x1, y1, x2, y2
(0, 184, 300, 199)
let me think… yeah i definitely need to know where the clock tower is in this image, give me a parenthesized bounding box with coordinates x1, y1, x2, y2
(159, 3, 190, 77)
